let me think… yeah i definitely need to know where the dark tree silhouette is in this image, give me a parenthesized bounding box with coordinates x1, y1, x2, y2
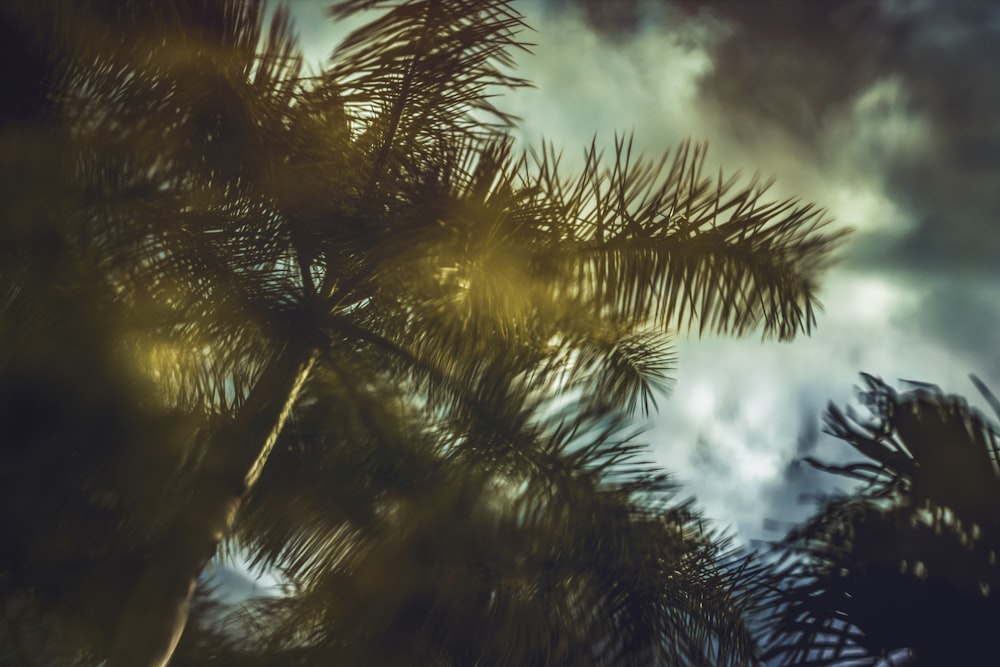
(1, 0, 843, 664)
(761, 375, 1000, 667)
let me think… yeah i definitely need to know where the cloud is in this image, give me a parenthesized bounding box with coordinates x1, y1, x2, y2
(861, 3, 1000, 277)
(504, 1, 729, 154)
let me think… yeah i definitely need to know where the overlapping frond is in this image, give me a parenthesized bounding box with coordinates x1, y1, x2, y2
(16, 0, 318, 419)
(0, 3, 315, 660)
(326, 0, 530, 143)
(570, 327, 677, 418)
(228, 393, 760, 666)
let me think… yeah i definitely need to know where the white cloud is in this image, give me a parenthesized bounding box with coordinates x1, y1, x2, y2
(848, 77, 932, 157)
(647, 269, 992, 542)
(504, 2, 728, 157)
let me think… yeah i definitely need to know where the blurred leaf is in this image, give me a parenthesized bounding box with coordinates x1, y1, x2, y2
(760, 376, 1000, 666)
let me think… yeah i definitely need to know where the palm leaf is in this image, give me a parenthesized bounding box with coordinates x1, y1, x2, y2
(761, 376, 1000, 666)
(530, 136, 847, 340)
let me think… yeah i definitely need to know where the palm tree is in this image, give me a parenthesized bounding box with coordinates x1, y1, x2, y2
(167, 373, 770, 666)
(2, 0, 844, 664)
(760, 375, 1000, 666)
(157, 397, 762, 666)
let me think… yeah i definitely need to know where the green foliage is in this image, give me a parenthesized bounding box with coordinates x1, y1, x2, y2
(0, 0, 844, 664)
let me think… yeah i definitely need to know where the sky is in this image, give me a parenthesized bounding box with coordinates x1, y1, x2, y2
(285, 0, 1000, 544)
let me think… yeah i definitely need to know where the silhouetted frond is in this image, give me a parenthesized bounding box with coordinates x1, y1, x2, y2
(760, 376, 1000, 666)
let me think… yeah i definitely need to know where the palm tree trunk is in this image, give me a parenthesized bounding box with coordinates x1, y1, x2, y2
(107, 341, 318, 667)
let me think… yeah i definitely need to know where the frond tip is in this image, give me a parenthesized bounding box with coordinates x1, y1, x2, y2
(532, 137, 848, 340)
(573, 328, 677, 418)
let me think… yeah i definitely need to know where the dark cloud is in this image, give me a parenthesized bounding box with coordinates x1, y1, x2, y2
(674, 0, 888, 145)
(552, 0, 1000, 274)
(549, 0, 889, 140)
(541, 0, 644, 37)
(905, 280, 1000, 384)
(860, 3, 1000, 382)
(716, 0, 1000, 276)
(873, 15, 1000, 274)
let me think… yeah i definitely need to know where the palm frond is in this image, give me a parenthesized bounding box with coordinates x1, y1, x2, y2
(529, 136, 847, 340)
(760, 376, 1000, 666)
(326, 0, 531, 143)
(233, 396, 761, 666)
(570, 327, 677, 418)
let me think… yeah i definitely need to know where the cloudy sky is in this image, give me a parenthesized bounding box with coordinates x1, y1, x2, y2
(288, 0, 1000, 543)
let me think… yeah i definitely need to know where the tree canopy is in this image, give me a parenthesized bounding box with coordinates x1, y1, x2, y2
(0, 1, 845, 665)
